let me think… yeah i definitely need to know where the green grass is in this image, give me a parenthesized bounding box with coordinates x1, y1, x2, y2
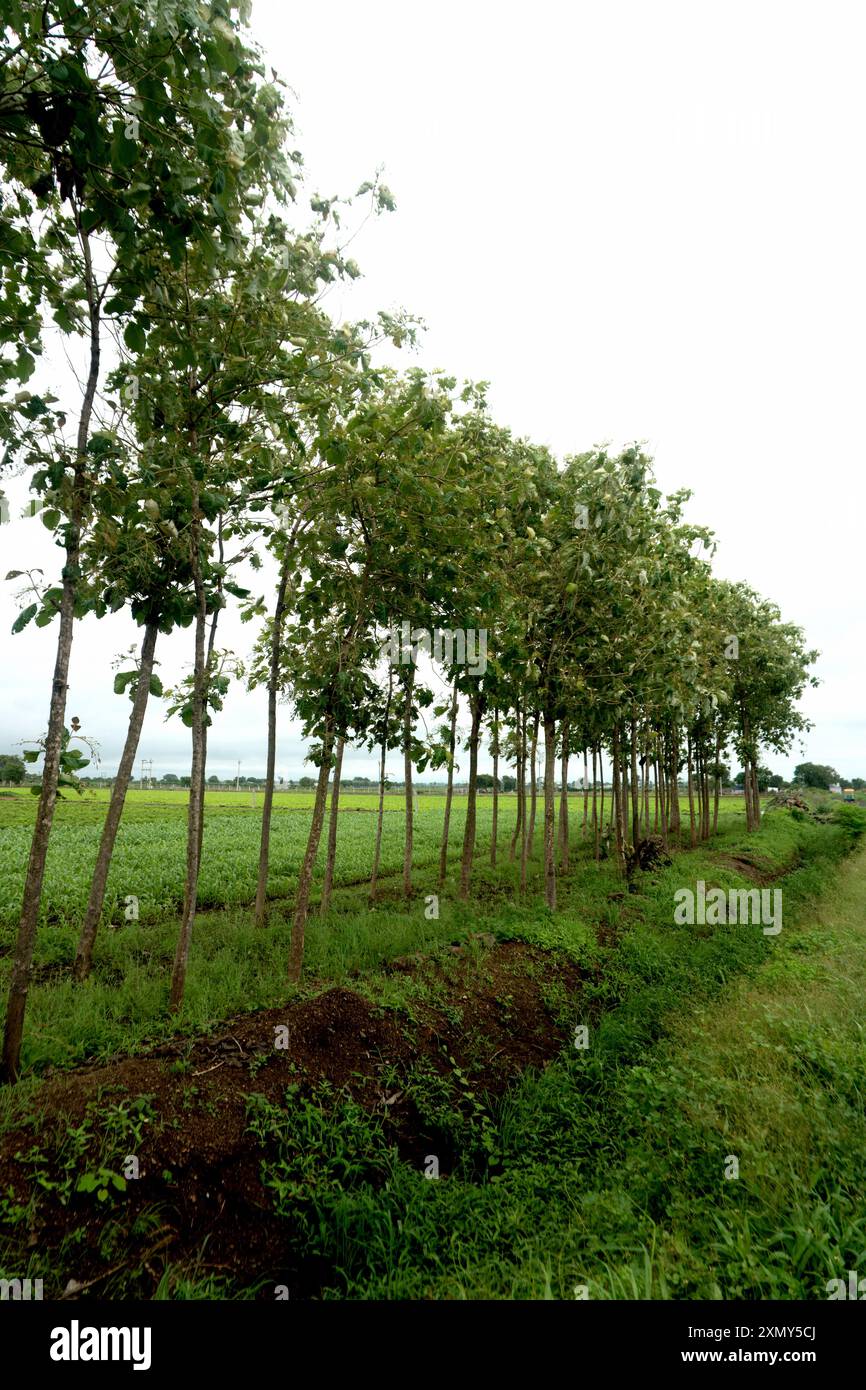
(1, 790, 863, 1300)
(234, 810, 865, 1300)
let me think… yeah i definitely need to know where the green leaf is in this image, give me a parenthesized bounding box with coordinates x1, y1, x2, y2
(124, 322, 146, 354)
(12, 603, 37, 634)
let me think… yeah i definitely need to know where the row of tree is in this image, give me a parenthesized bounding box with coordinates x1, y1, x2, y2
(0, 3, 816, 1080)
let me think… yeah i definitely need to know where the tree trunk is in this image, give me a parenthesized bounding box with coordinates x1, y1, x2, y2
(3, 225, 100, 1082)
(558, 721, 569, 871)
(319, 734, 345, 915)
(509, 702, 524, 862)
(582, 749, 589, 838)
(543, 714, 557, 909)
(74, 621, 159, 980)
(686, 729, 697, 848)
(669, 726, 681, 842)
(712, 732, 721, 835)
(592, 744, 600, 862)
(288, 725, 333, 983)
(255, 555, 291, 926)
(700, 743, 708, 838)
(437, 678, 458, 889)
(402, 664, 416, 898)
(528, 712, 540, 856)
(629, 717, 641, 852)
(612, 727, 625, 874)
(169, 512, 208, 1014)
(459, 693, 485, 898)
(490, 706, 499, 867)
(519, 707, 531, 892)
(371, 665, 394, 902)
(618, 726, 629, 857)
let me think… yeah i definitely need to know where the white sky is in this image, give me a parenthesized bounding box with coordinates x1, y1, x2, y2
(1, 0, 863, 782)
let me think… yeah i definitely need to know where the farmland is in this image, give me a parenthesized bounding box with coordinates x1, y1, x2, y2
(0, 0, 862, 1347)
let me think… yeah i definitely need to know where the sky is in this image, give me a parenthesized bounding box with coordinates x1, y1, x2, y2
(0, 0, 863, 783)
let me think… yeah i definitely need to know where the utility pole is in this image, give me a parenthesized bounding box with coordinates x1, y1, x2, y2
(236, 759, 241, 792)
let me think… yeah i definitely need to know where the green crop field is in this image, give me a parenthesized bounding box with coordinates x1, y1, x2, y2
(0, 786, 751, 932)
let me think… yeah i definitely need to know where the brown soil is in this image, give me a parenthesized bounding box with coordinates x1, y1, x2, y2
(0, 940, 583, 1300)
(711, 851, 797, 886)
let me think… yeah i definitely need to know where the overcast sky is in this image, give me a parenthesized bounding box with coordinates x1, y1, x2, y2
(1, 0, 863, 783)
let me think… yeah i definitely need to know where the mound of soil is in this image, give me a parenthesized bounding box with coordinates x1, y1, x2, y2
(711, 851, 796, 886)
(0, 940, 584, 1299)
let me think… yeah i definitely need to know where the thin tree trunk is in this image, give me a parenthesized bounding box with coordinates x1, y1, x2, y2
(653, 750, 661, 834)
(582, 748, 589, 838)
(686, 729, 697, 848)
(528, 712, 540, 856)
(592, 744, 600, 862)
(519, 708, 530, 892)
(618, 725, 629, 856)
(255, 554, 291, 926)
(700, 739, 708, 834)
(402, 664, 416, 898)
(712, 732, 721, 835)
(558, 721, 569, 871)
(437, 678, 458, 889)
(288, 724, 333, 982)
(612, 727, 625, 874)
(490, 705, 499, 867)
(543, 713, 557, 909)
(319, 734, 345, 915)
(169, 508, 207, 1014)
(3, 225, 100, 1082)
(371, 665, 394, 902)
(629, 717, 641, 852)
(74, 621, 159, 980)
(509, 702, 524, 862)
(459, 694, 485, 898)
(669, 726, 681, 842)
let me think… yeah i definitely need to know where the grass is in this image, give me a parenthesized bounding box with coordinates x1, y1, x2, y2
(0, 789, 748, 1072)
(0, 791, 863, 1299)
(230, 808, 864, 1300)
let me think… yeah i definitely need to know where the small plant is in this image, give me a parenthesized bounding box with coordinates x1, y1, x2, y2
(76, 1166, 128, 1202)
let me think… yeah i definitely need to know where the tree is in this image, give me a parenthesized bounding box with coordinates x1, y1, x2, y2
(0, 0, 299, 1082)
(0, 755, 25, 784)
(793, 762, 839, 790)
